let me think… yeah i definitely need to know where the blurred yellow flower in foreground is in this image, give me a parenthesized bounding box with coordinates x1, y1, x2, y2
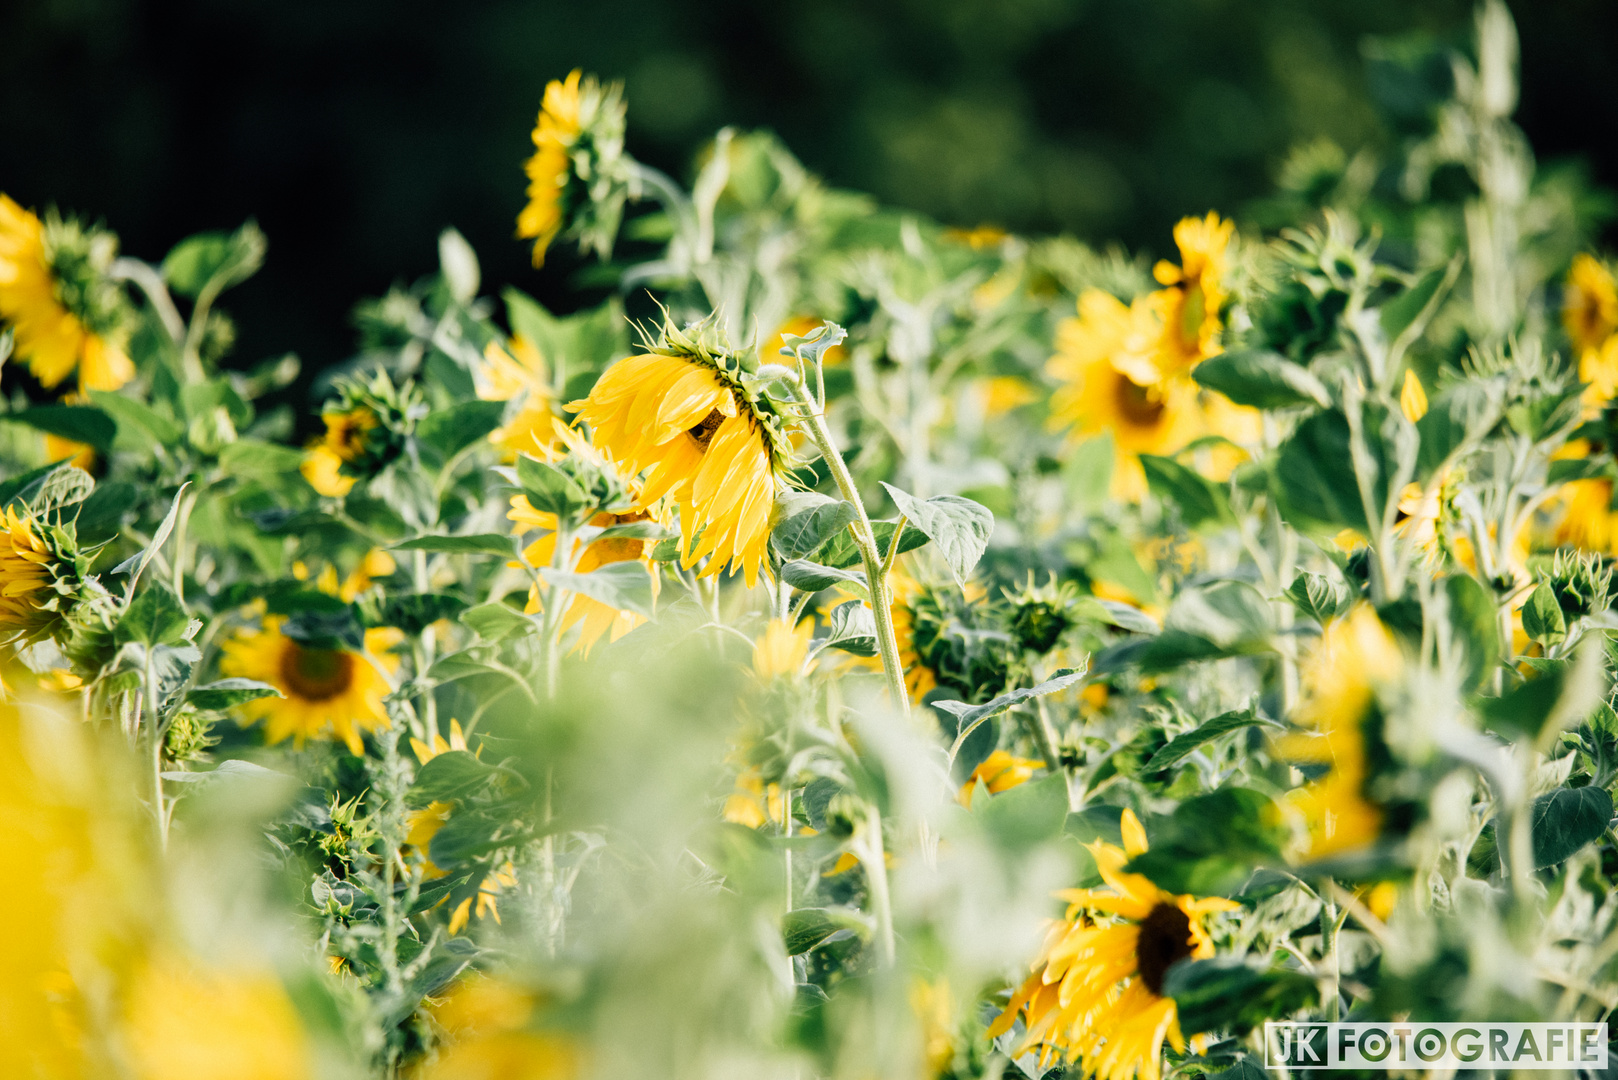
(220, 617, 400, 755)
(424, 975, 578, 1080)
(988, 809, 1236, 1080)
(1565, 253, 1618, 356)
(959, 749, 1045, 807)
(752, 617, 815, 680)
(723, 766, 785, 830)
(0, 194, 134, 391)
(1150, 211, 1233, 377)
(301, 405, 378, 497)
(1399, 369, 1429, 422)
(124, 957, 309, 1080)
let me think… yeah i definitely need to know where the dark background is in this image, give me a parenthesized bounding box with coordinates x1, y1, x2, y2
(3, 0, 1614, 385)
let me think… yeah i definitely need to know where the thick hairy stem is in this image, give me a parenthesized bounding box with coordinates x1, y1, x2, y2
(862, 804, 897, 967)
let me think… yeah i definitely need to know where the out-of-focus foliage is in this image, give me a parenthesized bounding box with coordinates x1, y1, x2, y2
(5, 4, 1618, 1079)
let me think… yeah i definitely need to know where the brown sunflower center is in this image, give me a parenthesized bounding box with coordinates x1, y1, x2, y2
(280, 642, 355, 702)
(1135, 902, 1194, 995)
(1114, 375, 1166, 429)
(687, 408, 725, 450)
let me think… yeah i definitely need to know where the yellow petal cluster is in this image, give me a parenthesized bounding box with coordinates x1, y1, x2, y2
(0, 506, 59, 630)
(0, 194, 134, 391)
(571, 351, 781, 587)
(517, 71, 585, 268)
(479, 337, 561, 460)
(988, 809, 1236, 1080)
(752, 617, 815, 680)
(219, 617, 400, 755)
(959, 749, 1045, 807)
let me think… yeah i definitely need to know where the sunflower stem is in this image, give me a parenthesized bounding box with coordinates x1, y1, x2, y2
(774, 374, 910, 713)
(143, 644, 168, 851)
(862, 804, 898, 967)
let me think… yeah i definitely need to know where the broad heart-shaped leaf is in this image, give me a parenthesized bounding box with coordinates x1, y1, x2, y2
(811, 519, 928, 570)
(1275, 408, 1391, 534)
(460, 601, 535, 642)
(1530, 785, 1614, 869)
(1522, 582, 1567, 645)
(1162, 580, 1274, 651)
(782, 906, 870, 956)
(770, 491, 860, 560)
(0, 461, 72, 511)
(391, 533, 517, 558)
(880, 483, 994, 587)
(31, 464, 94, 512)
(406, 750, 501, 809)
(976, 771, 1068, 849)
(1127, 788, 1286, 896)
(161, 221, 266, 298)
(1192, 349, 1330, 410)
(1443, 574, 1501, 692)
(1379, 260, 1456, 345)
(116, 584, 191, 646)
(428, 805, 524, 867)
(186, 678, 282, 711)
(1139, 454, 1231, 529)
(515, 454, 590, 518)
(781, 559, 866, 596)
(417, 399, 505, 459)
(1088, 598, 1160, 635)
(822, 600, 877, 657)
(1163, 958, 1316, 1036)
(88, 389, 184, 447)
(3, 404, 117, 452)
(1285, 572, 1351, 625)
(1145, 707, 1274, 772)
(1415, 381, 1501, 479)
(544, 561, 654, 619)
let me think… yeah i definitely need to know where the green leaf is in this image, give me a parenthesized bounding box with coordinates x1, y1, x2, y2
(1089, 598, 1161, 635)
(1380, 261, 1457, 346)
(782, 560, 865, 595)
(1522, 583, 1567, 645)
(1276, 409, 1380, 533)
(88, 390, 184, 447)
(1140, 454, 1231, 529)
(880, 484, 994, 587)
(1530, 786, 1614, 869)
(823, 600, 877, 657)
(187, 678, 283, 710)
(1163, 580, 1274, 651)
(4, 405, 117, 452)
(812, 519, 928, 570)
(162, 221, 266, 298)
(372, 593, 468, 635)
(0, 462, 67, 510)
(428, 806, 518, 866)
(460, 602, 534, 641)
(1192, 349, 1330, 410)
(1164, 958, 1316, 1035)
(782, 906, 870, 955)
(515, 454, 590, 517)
(1208, 1058, 1271, 1080)
(1145, 708, 1274, 772)
(977, 771, 1068, 848)
(1548, 456, 1615, 485)
(1285, 572, 1351, 625)
(778, 321, 848, 368)
(1416, 382, 1501, 478)
(117, 584, 191, 646)
(418, 399, 505, 459)
(1127, 788, 1287, 896)
(936, 668, 1088, 757)
(114, 482, 190, 602)
(31, 464, 95, 512)
(770, 492, 860, 560)
(591, 520, 673, 543)
(438, 227, 480, 304)
(406, 750, 500, 809)
(391, 534, 517, 558)
(73, 480, 134, 545)
(1443, 574, 1501, 692)
(544, 561, 654, 619)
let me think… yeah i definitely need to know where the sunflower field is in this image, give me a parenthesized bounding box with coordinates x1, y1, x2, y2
(5, 3, 1618, 1078)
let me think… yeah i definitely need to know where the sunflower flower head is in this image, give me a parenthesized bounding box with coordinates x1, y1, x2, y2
(0, 505, 83, 642)
(517, 70, 630, 267)
(988, 808, 1237, 1080)
(1150, 212, 1234, 376)
(301, 372, 424, 497)
(568, 316, 793, 588)
(1565, 254, 1618, 357)
(959, 749, 1045, 807)
(478, 336, 561, 460)
(1276, 604, 1402, 859)
(752, 617, 816, 680)
(0, 196, 135, 391)
(218, 616, 400, 755)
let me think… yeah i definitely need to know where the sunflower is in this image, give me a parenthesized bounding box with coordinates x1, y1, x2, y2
(517, 71, 584, 267)
(887, 570, 939, 701)
(959, 749, 1045, 807)
(423, 976, 579, 1080)
(0, 506, 76, 637)
(517, 70, 627, 267)
(1149, 212, 1234, 376)
(1048, 290, 1205, 502)
(1551, 476, 1618, 554)
(1565, 254, 1618, 358)
(568, 322, 792, 588)
(478, 337, 560, 460)
(301, 406, 378, 498)
(123, 957, 309, 1080)
(1276, 605, 1399, 858)
(509, 489, 663, 656)
(1399, 369, 1429, 422)
(988, 809, 1237, 1080)
(752, 617, 815, 680)
(723, 765, 786, 829)
(0, 195, 134, 392)
(218, 618, 399, 755)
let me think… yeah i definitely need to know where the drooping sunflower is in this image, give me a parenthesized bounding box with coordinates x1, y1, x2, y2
(517, 70, 628, 267)
(1148, 212, 1234, 376)
(218, 618, 399, 755)
(569, 320, 793, 588)
(1565, 253, 1618, 357)
(1276, 605, 1400, 858)
(988, 809, 1237, 1080)
(301, 406, 378, 498)
(0, 506, 79, 639)
(1047, 290, 1205, 502)
(301, 373, 421, 498)
(0, 195, 134, 392)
